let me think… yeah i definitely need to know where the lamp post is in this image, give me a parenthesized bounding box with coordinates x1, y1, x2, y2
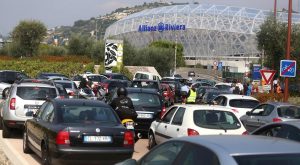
(174, 33, 177, 75)
(284, 0, 292, 102)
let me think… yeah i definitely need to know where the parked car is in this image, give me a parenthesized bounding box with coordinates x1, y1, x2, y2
(36, 72, 68, 80)
(148, 105, 247, 149)
(54, 80, 79, 98)
(212, 94, 259, 118)
(0, 70, 30, 98)
(251, 121, 300, 142)
(240, 102, 300, 132)
(1, 79, 60, 138)
(160, 83, 175, 106)
(23, 99, 134, 165)
(107, 87, 164, 138)
(117, 135, 300, 165)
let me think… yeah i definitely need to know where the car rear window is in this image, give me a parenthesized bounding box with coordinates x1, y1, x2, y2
(16, 87, 57, 100)
(277, 106, 300, 119)
(215, 85, 231, 91)
(128, 93, 161, 107)
(57, 106, 118, 123)
(87, 75, 106, 82)
(193, 110, 241, 130)
(132, 81, 159, 89)
(55, 82, 72, 89)
(229, 99, 259, 108)
(234, 154, 300, 165)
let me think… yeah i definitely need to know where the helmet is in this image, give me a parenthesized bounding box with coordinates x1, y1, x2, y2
(117, 87, 127, 97)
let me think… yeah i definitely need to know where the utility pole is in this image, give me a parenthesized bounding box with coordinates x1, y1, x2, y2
(174, 33, 177, 75)
(284, 0, 292, 102)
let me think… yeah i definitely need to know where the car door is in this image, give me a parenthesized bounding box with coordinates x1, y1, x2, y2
(257, 104, 275, 125)
(242, 104, 267, 132)
(167, 107, 186, 138)
(154, 106, 178, 144)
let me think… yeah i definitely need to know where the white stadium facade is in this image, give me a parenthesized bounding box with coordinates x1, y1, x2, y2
(104, 4, 300, 73)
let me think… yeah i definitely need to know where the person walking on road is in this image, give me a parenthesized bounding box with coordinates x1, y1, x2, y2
(180, 82, 190, 104)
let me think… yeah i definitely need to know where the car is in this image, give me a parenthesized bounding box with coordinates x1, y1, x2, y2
(191, 82, 213, 90)
(188, 71, 195, 77)
(240, 102, 300, 132)
(133, 71, 161, 81)
(48, 76, 70, 81)
(160, 83, 175, 106)
(212, 94, 260, 119)
(117, 135, 300, 165)
(107, 87, 164, 138)
(195, 78, 216, 86)
(160, 80, 183, 103)
(71, 74, 83, 87)
(251, 121, 300, 142)
(83, 73, 108, 85)
(1, 79, 60, 138)
(36, 72, 68, 80)
(131, 79, 161, 93)
(214, 82, 232, 91)
(101, 79, 129, 97)
(101, 73, 132, 87)
(0, 70, 30, 98)
(23, 99, 134, 165)
(148, 104, 247, 149)
(54, 80, 79, 98)
(201, 89, 231, 104)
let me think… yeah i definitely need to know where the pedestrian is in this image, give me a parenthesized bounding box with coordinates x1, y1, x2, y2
(246, 83, 252, 96)
(186, 85, 197, 104)
(180, 82, 190, 104)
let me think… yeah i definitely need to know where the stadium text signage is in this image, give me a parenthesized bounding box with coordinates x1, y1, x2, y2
(138, 22, 186, 32)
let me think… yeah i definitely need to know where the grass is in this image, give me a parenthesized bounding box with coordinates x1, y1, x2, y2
(288, 97, 300, 105)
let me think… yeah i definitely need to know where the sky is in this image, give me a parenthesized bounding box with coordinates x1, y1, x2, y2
(1, 0, 299, 36)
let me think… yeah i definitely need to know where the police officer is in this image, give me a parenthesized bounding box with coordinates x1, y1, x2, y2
(186, 85, 197, 104)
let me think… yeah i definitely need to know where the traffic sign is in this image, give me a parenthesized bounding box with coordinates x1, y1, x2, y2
(259, 70, 276, 85)
(280, 60, 296, 77)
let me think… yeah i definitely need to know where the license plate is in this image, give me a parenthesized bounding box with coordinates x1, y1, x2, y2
(125, 122, 134, 129)
(83, 136, 112, 143)
(137, 113, 153, 119)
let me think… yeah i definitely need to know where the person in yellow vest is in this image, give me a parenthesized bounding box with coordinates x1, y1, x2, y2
(186, 84, 197, 104)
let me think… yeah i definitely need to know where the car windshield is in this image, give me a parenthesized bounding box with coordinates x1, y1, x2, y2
(55, 82, 72, 89)
(234, 154, 300, 165)
(57, 106, 119, 124)
(16, 87, 57, 100)
(193, 110, 241, 130)
(277, 106, 300, 119)
(128, 93, 161, 106)
(229, 99, 259, 108)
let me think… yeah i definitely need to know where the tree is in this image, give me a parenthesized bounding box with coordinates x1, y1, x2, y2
(67, 34, 93, 56)
(11, 20, 47, 57)
(90, 40, 105, 64)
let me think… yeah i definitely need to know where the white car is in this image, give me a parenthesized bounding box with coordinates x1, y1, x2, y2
(148, 104, 247, 149)
(212, 94, 260, 119)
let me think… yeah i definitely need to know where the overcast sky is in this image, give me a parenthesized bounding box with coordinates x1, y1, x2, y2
(1, 0, 299, 36)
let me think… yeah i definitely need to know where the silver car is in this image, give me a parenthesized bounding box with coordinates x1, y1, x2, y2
(117, 135, 300, 165)
(1, 79, 60, 138)
(53, 80, 79, 98)
(240, 102, 300, 132)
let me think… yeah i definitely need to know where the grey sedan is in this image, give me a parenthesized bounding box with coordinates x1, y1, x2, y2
(240, 102, 300, 132)
(117, 135, 300, 165)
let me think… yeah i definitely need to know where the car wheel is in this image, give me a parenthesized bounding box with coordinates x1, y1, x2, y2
(2, 121, 12, 138)
(148, 131, 156, 150)
(41, 144, 51, 165)
(23, 130, 32, 153)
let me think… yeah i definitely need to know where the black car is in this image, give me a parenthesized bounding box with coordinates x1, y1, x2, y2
(23, 99, 134, 165)
(36, 72, 68, 79)
(0, 70, 29, 83)
(108, 88, 164, 137)
(131, 79, 161, 93)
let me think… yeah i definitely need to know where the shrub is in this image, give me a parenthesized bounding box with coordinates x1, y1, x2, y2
(252, 93, 284, 103)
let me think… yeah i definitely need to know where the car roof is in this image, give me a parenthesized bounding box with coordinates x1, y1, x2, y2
(265, 102, 296, 106)
(52, 99, 110, 107)
(172, 104, 236, 112)
(175, 135, 300, 155)
(53, 80, 73, 83)
(257, 121, 300, 129)
(126, 87, 159, 94)
(218, 94, 258, 100)
(132, 79, 158, 82)
(215, 83, 232, 86)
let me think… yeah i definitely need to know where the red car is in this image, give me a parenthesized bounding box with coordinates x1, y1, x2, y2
(161, 83, 175, 106)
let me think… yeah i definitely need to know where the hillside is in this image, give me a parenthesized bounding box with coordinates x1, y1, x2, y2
(46, 2, 171, 44)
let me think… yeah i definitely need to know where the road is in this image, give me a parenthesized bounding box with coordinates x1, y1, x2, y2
(0, 130, 149, 165)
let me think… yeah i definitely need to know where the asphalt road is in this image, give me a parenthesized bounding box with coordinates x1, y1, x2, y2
(0, 129, 149, 165)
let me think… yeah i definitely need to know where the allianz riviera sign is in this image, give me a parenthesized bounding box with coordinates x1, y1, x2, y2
(138, 22, 186, 32)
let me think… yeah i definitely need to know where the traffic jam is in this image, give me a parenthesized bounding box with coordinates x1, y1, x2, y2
(0, 69, 299, 165)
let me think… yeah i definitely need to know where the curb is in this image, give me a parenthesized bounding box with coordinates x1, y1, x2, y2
(0, 131, 30, 165)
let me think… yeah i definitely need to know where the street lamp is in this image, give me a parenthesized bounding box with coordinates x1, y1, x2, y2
(174, 33, 177, 75)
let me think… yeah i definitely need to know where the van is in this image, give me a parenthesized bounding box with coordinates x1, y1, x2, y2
(133, 71, 161, 81)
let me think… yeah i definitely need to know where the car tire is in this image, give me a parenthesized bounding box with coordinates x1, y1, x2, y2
(148, 131, 156, 150)
(23, 130, 32, 153)
(41, 144, 52, 165)
(2, 121, 12, 138)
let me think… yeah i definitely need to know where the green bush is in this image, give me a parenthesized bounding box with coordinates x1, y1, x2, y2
(39, 44, 67, 56)
(84, 62, 95, 73)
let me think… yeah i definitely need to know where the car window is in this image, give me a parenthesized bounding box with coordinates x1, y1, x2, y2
(40, 103, 54, 122)
(162, 107, 178, 123)
(16, 86, 57, 100)
(277, 106, 300, 119)
(181, 144, 220, 165)
(140, 141, 184, 165)
(171, 107, 185, 125)
(275, 125, 300, 142)
(56, 105, 119, 124)
(55, 82, 72, 89)
(37, 102, 49, 119)
(128, 93, 161, 107)
(253, 125, 283, 137)
(251, 104, 267, 116)
(229, 99, 259, 108)
(193, 110, 241, 129)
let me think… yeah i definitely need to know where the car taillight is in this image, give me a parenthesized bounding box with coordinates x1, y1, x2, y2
(68, 91, 75, 96)
(163, 92, 168, 97)
(123, 131, 134, 147)
(56, 131, 70, 145)
(231, 109, 239, 113)
(187, 128, 199, 136)
(160, 106, 166, 118)
(242, 131, 249, 135)
(272, 118, 282, 122)
(9, 98, 16, 110)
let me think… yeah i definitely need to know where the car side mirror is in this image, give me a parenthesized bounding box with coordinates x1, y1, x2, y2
(117, 159, 138, 165)
(246, 111, 251, 116)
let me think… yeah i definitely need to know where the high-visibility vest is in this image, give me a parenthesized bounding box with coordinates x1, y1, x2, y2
(187, 90, 197, 103)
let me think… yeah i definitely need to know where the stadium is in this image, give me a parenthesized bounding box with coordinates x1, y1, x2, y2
(104, 4, 300, 73)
